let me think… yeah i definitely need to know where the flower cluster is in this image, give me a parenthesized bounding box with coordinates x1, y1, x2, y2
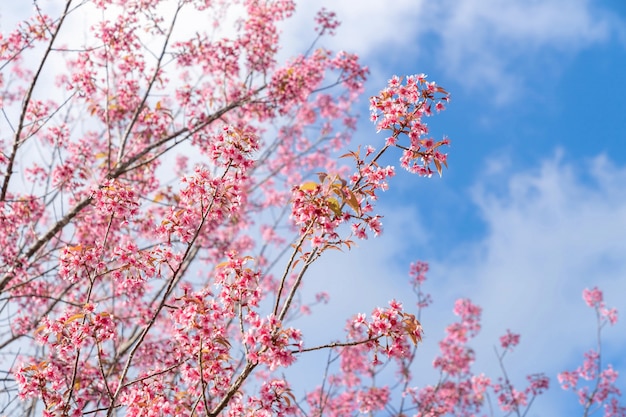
(244, 313, 302, 371)
(314, 8, 340, 36)
(58, 243, 105, 283)
(356, 386, 390, 414)
(0, 12, 54, 61)
(240, 0, 296, 72)
(0, 196, 44, 265)
(559, 287, 625, 416)
(158, 163, 246, 244)
(499, 329, 521, 350)
(214, 252, 262, 312)
(370, 74, 450, 176)
(206, 125, 260, 170)
(492, 372, 549, 414)
(584, 286, 619, 325)
(15, 303, 118, 416)
(345, 300, 421, 367)
(433, 299, 482, 376)
(93, 179, 140, 220)
(409, 260, 432, 309)
(290, 173, 355, 248)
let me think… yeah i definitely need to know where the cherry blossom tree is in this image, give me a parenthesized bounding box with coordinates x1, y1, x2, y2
(0, 1, 623, 416)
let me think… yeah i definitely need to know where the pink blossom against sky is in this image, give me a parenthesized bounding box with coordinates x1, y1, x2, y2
(1, 1, 625, 416)
(278, 1, 626, 416)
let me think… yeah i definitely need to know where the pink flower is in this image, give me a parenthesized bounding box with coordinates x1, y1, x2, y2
(499, 329, 520, 350)
(583, 286, 604, 308)
(314, 8, 340, 35)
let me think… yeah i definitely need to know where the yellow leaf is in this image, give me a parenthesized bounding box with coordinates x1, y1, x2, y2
(64, 313, 85, 324)
(299, 181, 317, 192)
(345, 191, 360, 215)
(215, 261, 230, 269)
(402, 313, 423, 346)
(327, 197, 342, 217)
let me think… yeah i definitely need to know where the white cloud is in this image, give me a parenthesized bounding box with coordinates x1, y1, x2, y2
(280, 0, 624, 104)
(426, 152, 626, 414)
(292, 152, 626, 412)
(421, 0, 621, 103)
(7, 0, 621, 107)
(279, 0, 428, 58)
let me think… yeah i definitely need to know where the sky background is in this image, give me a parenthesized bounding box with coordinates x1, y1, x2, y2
(278, 1, 626, 416)
(1, 1, 625, 416)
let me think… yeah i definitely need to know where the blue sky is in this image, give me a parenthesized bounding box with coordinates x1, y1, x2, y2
(281, 1, 626, 415)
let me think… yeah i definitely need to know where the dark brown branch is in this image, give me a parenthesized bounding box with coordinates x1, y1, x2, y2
(115, 3, 182, 165)
(0, 0, 73, 201)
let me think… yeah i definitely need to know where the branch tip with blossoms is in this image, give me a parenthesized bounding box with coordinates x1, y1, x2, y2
(314, 8, 340, 36)
(290, 74, 450, 254)
(559, 287, 625, 417)
(370, 74, 450, 177)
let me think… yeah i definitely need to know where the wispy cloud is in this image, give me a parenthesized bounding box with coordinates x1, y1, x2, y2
(287, 152, 626, 413)
(420, 0, 622, 102)
(296, 151, 626, 410)
(425, 152, 626, 413)
(282, 0, 624, 104)
(280, 0, 428, 57)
